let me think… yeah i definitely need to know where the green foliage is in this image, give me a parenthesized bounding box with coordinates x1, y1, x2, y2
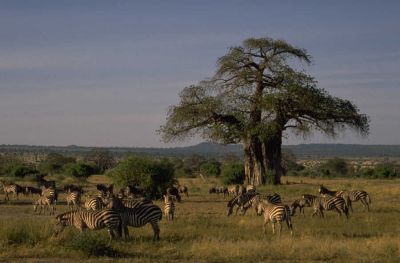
(65, 232, 118, 257)
(200, 160, 222, 177)
(38, 153, 75, 175)
(11, 165, 39, 178)
(357, 163, 398, 179)
(220, 162, 244, 184)
(282, 150, 304, 172)
(83, 149, 116, 174)
(319, 158, 349, 177)
(107, 156, 176, 198)
(64, 163, 95, 178)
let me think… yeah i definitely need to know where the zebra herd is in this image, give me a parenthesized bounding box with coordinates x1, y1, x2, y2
(0, 180, 187, 242)
(225, 184, 371, 236)
(1, 179, 372, 240)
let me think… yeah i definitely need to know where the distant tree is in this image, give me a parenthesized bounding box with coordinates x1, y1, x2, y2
(373, 163, 397, 178)
(220, 162, 245, 184)
(83, 149, 116, 174)
(200, 160, 222, 177)
(282, 150, 304, 173)
(39, 153, 75, 175)
(159, 37, 369, 185)
(319, 158, 348, 176)
(107, 156, 176, 198)
(64, 163, 95, 178)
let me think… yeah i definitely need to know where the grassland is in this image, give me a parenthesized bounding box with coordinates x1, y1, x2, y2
(0, 176, 399, 262)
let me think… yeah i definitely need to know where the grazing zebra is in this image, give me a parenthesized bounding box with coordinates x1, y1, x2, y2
(53, 209, 122, 242)
(163, 195, 175, 221)
(66, 191, 81, 210)
(33, 195, 55, 215)
(25, 186, 42, 198)
(166, 187, 182, 202)
(256, 201, 293, 236)
(209, 187, 229, 197)
(227, 192, 258, 216)
(240, 193, 282, 215)
(2, 183, 24, 201)
(319, 185, 371, 212)
(41, 187, 58, 205)
(312, 196, 349, 219)
(84, 196, 105, 211)
(290, 198, 309, 216)
(107, 196, 162, 240)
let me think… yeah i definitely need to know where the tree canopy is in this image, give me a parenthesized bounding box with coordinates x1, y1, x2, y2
(159, 37, 369, 185)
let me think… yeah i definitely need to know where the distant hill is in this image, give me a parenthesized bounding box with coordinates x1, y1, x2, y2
(1, 143, 400, 158)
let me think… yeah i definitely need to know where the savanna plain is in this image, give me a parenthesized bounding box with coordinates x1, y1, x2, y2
(0, 176, 399, 263)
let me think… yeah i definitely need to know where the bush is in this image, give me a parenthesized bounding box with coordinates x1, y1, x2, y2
(66, 232, 118, 257)
(107, 156, 176, 198)
(10, 165, 39, 178)
(220, 162, 244, 184)
(371, 163, 397, 179)
(64, 163, 95, 178)
(200, 160, 222, 177)
(319, 158, 349, 177)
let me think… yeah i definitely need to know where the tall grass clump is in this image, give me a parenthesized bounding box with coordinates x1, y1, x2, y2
(1, 220, 52, 246)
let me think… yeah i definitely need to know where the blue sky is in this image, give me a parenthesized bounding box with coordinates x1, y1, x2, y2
(0, 1, 399, 147)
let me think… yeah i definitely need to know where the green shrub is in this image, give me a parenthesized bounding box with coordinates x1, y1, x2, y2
(64, 163, 95, 178)
(65, 232, 118, 257)
(107, 156, 176, 198)
(319, 158, 349, 177)
(220, 162, 244, 184)
(10, 165, 39, 178)
(200, 160, 222, 177)
(372, 163, 397, 179)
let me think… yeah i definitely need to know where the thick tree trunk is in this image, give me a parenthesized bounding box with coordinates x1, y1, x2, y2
(243, 136, 266, 186)
(263, 132, 284, 185)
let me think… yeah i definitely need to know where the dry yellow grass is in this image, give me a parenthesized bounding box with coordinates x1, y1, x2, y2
(0, 176, 399, 262)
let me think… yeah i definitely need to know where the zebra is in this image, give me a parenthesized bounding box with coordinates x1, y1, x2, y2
(107, 196, 162, 240)
(96, 184, 114, 199)
(290, 198, 309, 216)
(319, 185, 371, 212)
(178, 185, 189, 198)
(240, 193, 282, 215)
(163, 195, 175, 221)
(41, 186, 58, 205)
(24, 186, 42, 198)
(2, 183, 24, 201)
(256, 201, 293, 236)
(312, 196, 349, 219)
(33, 195, 55, 215)
(228, 185, 239, 196)
(53, 209, 122, 242)
(84, 196, 105, 211)
(226, 192, 258, 216)
(66, 191, 81, 210)
(122, 198, 153, 209)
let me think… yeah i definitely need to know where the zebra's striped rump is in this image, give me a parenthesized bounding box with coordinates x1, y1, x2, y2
(226, 192, 258, 216)
(54, 209, 122, 241)
(66, 191, 81, 210)
(240, 193, 282, 215)
(33, 195, 55, 215)
(313, 196, 349, 219)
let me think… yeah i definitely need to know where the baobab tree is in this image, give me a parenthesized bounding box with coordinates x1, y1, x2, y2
(159, 37, 369, 185)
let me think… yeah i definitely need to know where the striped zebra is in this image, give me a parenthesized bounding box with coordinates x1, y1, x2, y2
(84, 196, 105, 211)
(2, 183, 24, 201)
(163, 195, 175, 221)
(319, 185, 371, 212)
(53, 209, 122, 242)
(256, 201, 293, 236)
(107, 196, 162, 240)
(122, 198, 153, 209)
(226, 192, 258, 216)
(66, 191, 81, 210)
(312, 196, 349, 219)
(240, 193, 282, 215)
(290, 198, 309, 216)
(41, 187, 58, 205)
(33, 195, 55, 215)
